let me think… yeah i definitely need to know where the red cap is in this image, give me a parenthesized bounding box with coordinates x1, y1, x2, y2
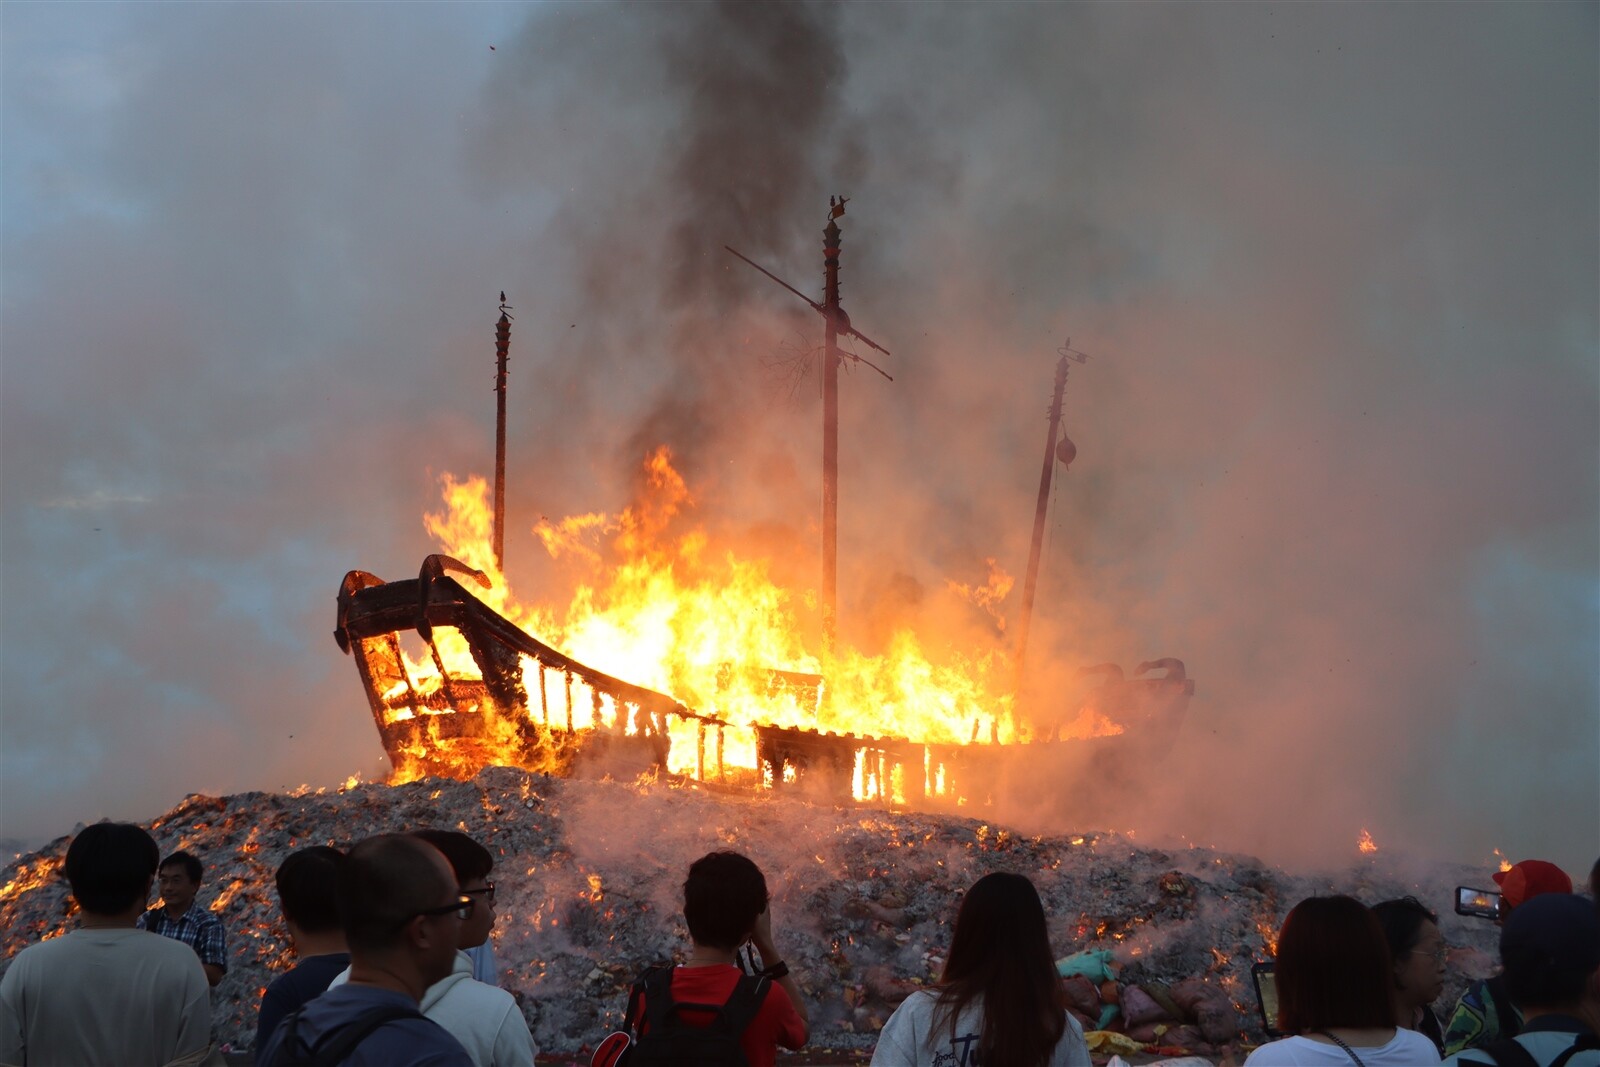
(1493, 860, 1573, 909)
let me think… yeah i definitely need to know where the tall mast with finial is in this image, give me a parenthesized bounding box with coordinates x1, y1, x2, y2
(821, 213, 842, 650)
(493, 292, 513, 572)
(724, 197, 891, 654)
(1014, 340, 1089, 702)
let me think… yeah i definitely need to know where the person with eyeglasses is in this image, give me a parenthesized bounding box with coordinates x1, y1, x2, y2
(327, 830, 536, 1067)
(257, 833, 473, 1066)
(1373, 896, 1450, 1055)
(414, 830, 502, 988)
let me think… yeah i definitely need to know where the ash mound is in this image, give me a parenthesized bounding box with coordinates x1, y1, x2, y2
(0, 769, 1498, 1056)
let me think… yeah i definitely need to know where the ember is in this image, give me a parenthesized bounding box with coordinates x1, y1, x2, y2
(0, 771, 1500, 1057)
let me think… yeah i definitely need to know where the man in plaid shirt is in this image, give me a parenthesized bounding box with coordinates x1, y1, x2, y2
(138, 850, 228, 986)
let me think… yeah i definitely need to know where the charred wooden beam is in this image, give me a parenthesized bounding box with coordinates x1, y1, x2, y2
(335, 559, 1195, 804)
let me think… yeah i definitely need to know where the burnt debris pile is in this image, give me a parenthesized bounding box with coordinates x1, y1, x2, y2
(0, 769, 1498, 1057)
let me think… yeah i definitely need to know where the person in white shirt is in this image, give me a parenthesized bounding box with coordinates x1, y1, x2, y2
(329, 829, 535, 1067)
(871, 872, 1091, 1067)
(1245, 894, 1440, 1066)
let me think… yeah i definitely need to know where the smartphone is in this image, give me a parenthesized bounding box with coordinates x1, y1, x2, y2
(1455, 886, 1501, 920)
(1252, 961, 1280, 1037)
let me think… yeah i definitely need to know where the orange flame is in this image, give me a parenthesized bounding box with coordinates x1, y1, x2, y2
(385, 447, 1124, 797)
(0, 857, 64, 907)
(1357, 828, 1378, 854)
(945, 558, 1015, 632)
(1256, 916, 1280, 957)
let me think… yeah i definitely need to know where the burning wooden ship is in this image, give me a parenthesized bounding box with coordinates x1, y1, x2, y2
(338, 238, 1197, 805)
(335, 554, 1195, 806)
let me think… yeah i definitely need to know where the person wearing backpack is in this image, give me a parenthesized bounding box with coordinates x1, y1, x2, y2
(325, 830, 536, 1067)
(602, 850, 808, 1067)
(256, 834, 473, 1067)
(1445, 860, 1576, 1056)
(1443, 893, 1600, 1067)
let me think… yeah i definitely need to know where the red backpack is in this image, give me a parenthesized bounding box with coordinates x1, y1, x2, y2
(592, 965, 769, 1067)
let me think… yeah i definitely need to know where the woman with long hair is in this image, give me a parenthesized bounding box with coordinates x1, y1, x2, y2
(870, 872, 1090, 1067)
(1245, 895, 1440, 1065)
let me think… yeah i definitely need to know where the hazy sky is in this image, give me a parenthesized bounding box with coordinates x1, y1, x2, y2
(2, 2, 1595, 874)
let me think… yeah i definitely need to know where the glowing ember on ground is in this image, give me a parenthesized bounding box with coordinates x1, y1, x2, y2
(0, 772, 1503, 1057)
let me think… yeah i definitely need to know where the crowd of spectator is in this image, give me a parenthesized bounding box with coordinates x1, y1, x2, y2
(0, 824, 1594, 1067)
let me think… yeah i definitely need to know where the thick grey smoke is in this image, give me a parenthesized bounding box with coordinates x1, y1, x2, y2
(1, 3, 1594, 874)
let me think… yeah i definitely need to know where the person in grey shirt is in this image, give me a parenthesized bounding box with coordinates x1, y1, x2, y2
(0, 822, 215, 1067)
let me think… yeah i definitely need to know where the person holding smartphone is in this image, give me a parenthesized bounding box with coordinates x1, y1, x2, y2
(1443, 859, 1574, 1057)
(1244, 895, 1440, 1066)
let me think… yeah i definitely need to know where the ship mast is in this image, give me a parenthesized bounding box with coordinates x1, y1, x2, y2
(1013, 341, 1088, 701)
(493, 293, 513, 572)
(725, 198, 891, 652)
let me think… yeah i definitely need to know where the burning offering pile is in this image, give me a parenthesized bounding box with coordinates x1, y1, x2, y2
(0, 769, 1499, 1059)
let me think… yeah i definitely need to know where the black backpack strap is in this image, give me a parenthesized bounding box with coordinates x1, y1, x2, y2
(639, 966, 679, 1035)
(310, 1004, 426, 1067)
(271, 1007, 308, 1066)
(271, 1003, 426, 1067)
(1549, 1033, 1600, 1067)
(622, 972, 649, 1035)
(1471, 1037, 1539, 1067)
(142, 906, 166, 933)
(707, 974, 770, 1039)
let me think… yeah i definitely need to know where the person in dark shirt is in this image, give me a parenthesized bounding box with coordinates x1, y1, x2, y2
(633, 851, 808, 1067)
(1443, 859, 1575, 1055)
(254, 845, 351, 1057)
(1442, 893, 1600, 1067)
(257, 834, 473, 1067)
